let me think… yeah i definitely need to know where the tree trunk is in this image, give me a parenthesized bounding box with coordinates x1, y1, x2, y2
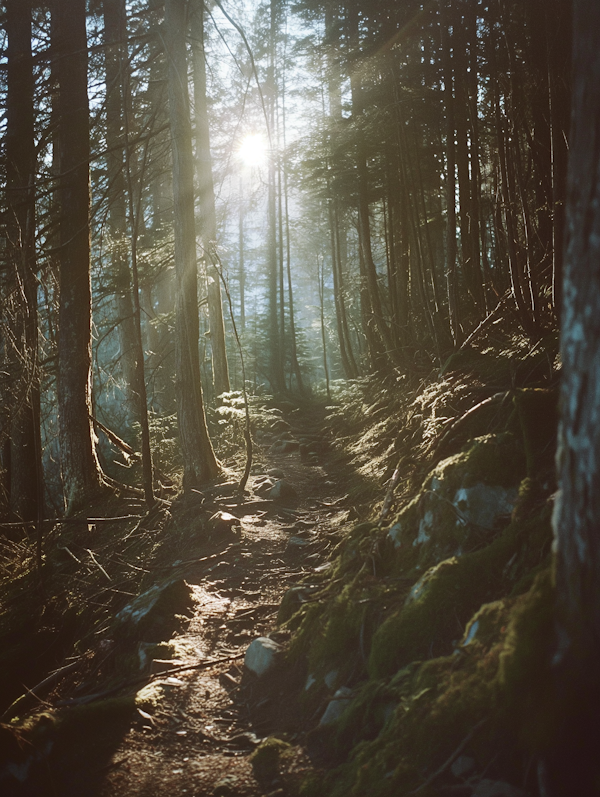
(441, 12, 461, 347)
(103, 0, 138, 423)
(190, 0, 230, 398)
(5, 0, 42, 525)
(163, 0, 219, 489)
(55, 0, 104, 513)
(267, 0, 285, 393)
(550, 1, 600, 791)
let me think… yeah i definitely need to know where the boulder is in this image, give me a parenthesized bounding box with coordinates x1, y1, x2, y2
(269, 480, 298, 501)
(244, 637, 281, 677)
(114, 579, 193, 637)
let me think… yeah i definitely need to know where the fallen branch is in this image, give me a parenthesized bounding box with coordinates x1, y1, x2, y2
(90, 414, 140, 463)
(429, 391, 511, 462)
(87, 549, 112, 581)
(0, 659, 83, 723)
(54, 653, 245, 708)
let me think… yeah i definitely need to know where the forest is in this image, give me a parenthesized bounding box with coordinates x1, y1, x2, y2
(0, 0, 599, 794)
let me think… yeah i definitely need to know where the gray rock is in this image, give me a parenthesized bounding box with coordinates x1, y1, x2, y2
(244, 637, 281, 677)
(324, 669, 338, 689)
(471, 780, 528, 797)
(453, 484, 518, 530)
(320, 686, 353, 725)
(213, 776, 239, 797)
(388, 522, 402, 549)
(208, 511, 240, 535)
(269, 479, 298, 501)
(286, 536, 310, 550)
(451, 755, 476, 778)
(268, 467, 285, 479)
(270, 439, 300, 454)
(115, 579, 191, 629)
(255, 477, 275, 495)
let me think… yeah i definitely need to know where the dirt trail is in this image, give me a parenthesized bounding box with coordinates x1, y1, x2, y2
(86, 407, 347, 797)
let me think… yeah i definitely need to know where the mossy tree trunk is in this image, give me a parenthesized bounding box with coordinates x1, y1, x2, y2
(551, 1, 600, 792)
(190, 0, 230, 399)
(163, 0, 219, 490)
(55, 0, 105, 513)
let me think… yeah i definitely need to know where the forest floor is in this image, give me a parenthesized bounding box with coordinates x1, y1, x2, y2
(4, 404, 355, 797)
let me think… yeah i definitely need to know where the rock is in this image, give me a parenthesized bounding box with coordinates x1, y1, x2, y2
(269, 480, 298, 501)
(453, 484, 518, 530)
(250, 737, 291, 784)
(208, 511, 240, 535)
(244, 637, 281, 677)
(213, 775, 239, 797)
(268, 467, 286, 479)
(319, 686, 353, 725)
(114, 579, 193, 634)
(388, 522, 402, 549)
(270, 439, 300, 454)
(255, 477, 275, 496)
(285, 536, 310, 550)
(471, 780, 529, 797)
(451, 755, 476, 778)
(324, 669, 338, 689)
(305, 673, 317, 691)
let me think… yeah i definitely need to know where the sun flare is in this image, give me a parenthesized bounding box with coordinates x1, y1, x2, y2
(237, 133, 267, 167)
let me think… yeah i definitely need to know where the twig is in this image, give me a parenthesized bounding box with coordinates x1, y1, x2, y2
(429, 391, 510, 461)
(378, 463, 404, 525)
(458, 291, 510, 352)
(54, 653, 245, 708)
(0, 659, 83, 723)
(86, 549, 112, 581)
(89, 414, 140, 462)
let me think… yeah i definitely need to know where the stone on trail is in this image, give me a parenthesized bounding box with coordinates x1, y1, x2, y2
(267, 467, 285, 479)
(244, 636, 282, 677)
(269, 439, 300, 454)
(208, 510, 240, 536)
(269, 479, 298, 501)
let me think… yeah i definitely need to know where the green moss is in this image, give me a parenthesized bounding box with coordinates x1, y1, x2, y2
(250, 737, 292, 783)
(368, 509, 547, 678)
(498, 568, 555, 748)
(56, 696, 136, 740)
(432, 432, 525, 492)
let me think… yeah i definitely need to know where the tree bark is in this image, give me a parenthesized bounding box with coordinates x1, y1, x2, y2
(441, 12, 461, 347)
(190, 0, 230, 398)
(55, 0, 104, 513)
(103, 0, 139, 424)
(550, 1, 600, 791)
(5, 0, 42, 524)
(163, 0, 219, 490)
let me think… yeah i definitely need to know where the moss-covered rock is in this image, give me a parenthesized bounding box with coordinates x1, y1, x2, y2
(250, 736, 292, 784)
(385, 434, 525, 578)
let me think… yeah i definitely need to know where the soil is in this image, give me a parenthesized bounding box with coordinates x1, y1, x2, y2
(19, 406, 353, 797)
